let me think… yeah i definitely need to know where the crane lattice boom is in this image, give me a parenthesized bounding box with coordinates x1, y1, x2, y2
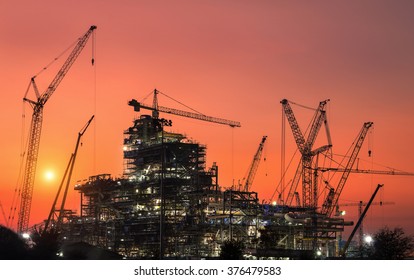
(319, 168, 414, 176)
(243, 136, 267, 192)
(282, 99, 330, 208)
(321, 122, 373, 217)
(17, 26, 96, 233)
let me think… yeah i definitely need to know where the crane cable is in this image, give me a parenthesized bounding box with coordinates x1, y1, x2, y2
(287, 99, 318, 111)
(92, 28, 97, 175)
(33, 38, 79, 79)
(157, 90, 205, 116)
(368, 125, 375, 232)
(8, 101, 29, 229)
(0, 200, 7, 225)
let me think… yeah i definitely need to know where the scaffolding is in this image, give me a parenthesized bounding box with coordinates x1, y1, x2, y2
(64, 115, 223, 258)
(62, 114, 351, 259)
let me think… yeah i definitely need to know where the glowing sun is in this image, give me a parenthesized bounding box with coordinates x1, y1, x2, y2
(44, 170, 55, 181)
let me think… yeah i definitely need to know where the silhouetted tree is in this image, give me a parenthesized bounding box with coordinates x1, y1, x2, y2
(29, 227, 61, 259)
(368, 226, 414, 260)
(0, 225, 29, 259)
(219, 240, 245, 260)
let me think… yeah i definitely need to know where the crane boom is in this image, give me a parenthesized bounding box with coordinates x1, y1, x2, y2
(321, 122, 373, 217)
(37, 26, 97, 105)
(282, 99, 330, 208)
(243, 136, 267, 192)
(280, 99, 306, 153)
(17, 26, 96, 233)
(319, 167, 414, 176)
(128, 90, 241, 128)
(340, 184, 384, 257)
(339, 200, 394, 248)
(57, 115, 94, 228)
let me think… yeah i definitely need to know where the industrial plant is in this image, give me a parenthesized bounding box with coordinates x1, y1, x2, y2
(6, 26, 414, 260)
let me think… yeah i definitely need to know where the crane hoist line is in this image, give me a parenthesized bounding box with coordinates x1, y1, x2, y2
(17, 25, 96, 233)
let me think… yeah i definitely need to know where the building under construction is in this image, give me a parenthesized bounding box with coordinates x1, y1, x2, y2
(60, 93, 359, 260)
(14, 27, 412, 259)
(63, 112, 260, 259)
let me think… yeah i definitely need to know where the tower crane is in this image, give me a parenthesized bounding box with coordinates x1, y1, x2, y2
(17, 26, 96, 233)
(281, 99, 331, 208)
(241, 136, 267, 192)
(321, 122, 373, 217)
(128, 89, 241, 128)
(337, 200, 395, 248)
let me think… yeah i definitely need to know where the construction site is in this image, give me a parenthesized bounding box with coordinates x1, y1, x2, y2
(5, 26, 414, 260)
(50, 90, 409, 260)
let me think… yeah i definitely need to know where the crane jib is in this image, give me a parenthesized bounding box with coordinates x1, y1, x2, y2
(128, 99, 241, 128)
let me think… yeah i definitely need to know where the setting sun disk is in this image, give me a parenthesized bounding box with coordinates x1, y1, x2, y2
(45, 170, 55, 181)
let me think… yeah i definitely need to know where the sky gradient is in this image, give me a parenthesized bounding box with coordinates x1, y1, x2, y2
(1, 0, 414, 237)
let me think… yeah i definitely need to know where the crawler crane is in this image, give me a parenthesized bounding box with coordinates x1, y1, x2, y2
(17, 26, 96, 233)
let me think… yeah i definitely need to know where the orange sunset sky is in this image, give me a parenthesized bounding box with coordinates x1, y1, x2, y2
(1, 0, 414, 237)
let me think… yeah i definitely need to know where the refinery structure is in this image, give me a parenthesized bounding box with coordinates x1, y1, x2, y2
(54, 90, 374, 259)
(8, 26, 414, 260)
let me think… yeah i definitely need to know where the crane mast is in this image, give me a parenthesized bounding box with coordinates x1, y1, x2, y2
(17, 26, 96, 233)
(243, 136, 267, 192)
(321, 122, 373, 217)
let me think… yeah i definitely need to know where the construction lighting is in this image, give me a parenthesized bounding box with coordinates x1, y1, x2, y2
(364, 235, 373, 245)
